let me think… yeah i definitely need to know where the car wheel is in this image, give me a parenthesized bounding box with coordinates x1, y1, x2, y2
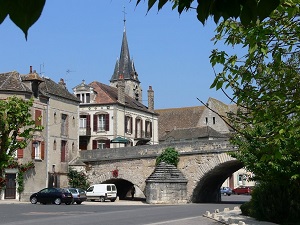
(99, 197, 105, 202)
(111, 199, 116, 202)
(228, 194, 231, 196)
(76, 201, 82, 204)
(65, 202, 71, 205)
(54, 198, 62, 205)
(30, 197, 38, 204)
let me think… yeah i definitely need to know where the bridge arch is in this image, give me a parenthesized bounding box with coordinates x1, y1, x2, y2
(187, 153, 243, 203)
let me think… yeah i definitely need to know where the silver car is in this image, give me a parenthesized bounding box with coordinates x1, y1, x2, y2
(66, 188, 87, 204)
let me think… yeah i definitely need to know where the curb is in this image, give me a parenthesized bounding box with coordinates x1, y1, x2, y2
(203, 206, 246, 225)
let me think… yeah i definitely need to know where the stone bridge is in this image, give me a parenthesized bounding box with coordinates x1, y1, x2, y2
(76, 139, 243, 203)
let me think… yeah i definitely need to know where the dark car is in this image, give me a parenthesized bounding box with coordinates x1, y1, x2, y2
(30, 188, 73, 205)
(232, 186, 252, 195)
(66, 188, 87, 204)
(220, 187, 232, 196)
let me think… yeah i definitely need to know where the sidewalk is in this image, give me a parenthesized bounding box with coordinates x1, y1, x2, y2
(203, 206, 278, 225)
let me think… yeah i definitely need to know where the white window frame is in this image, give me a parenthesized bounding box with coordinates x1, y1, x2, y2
(98, 115, 105, 131)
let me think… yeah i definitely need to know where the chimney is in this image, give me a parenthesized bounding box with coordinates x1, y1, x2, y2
(147, 86, 154, 111)
(30, 66, 32, 73)
(118, 74, 125, 104)
(58, 78, 67, 89)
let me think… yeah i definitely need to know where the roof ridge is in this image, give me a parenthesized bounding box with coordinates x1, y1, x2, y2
(0, 71, 14, 89)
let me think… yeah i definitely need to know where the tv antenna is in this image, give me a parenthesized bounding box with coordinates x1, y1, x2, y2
(39, 63, 45, 76)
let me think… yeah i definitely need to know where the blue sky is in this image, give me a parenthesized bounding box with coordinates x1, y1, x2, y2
(0, 0, 234, 109)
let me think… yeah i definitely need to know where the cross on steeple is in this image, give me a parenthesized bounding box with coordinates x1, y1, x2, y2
(122, 6, 127, 30)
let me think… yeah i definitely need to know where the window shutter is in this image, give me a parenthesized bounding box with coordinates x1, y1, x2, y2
(92, 140, 97, 149)
(93, 115, 97, 131)
(135, 118, 138, 138)
(105, 114, 109, 131)
(41, 141, 45, 160)
(35, 110, 42, 126)
(87, 115, 91, 128)
(17, 149, 23, 158)
(124, 116, 127, 133)
(31, 142, 35, 159)
(141, 119, 143, 137)
(130, 118, 133, 133)
(150, 122, 152, 137)
(105, 140, 110, 148)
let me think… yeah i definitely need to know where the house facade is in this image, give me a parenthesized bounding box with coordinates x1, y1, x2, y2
(0, 68, 80, 201)
(73, 27, 158, 150)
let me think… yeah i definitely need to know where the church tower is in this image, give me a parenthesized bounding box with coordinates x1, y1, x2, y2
(110, 18, 142, 102)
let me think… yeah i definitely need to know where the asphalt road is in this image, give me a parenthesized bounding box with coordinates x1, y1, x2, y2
(0, 195, 251, 225)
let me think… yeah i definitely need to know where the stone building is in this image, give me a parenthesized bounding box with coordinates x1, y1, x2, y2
(155, 97, 255, 189)
(73, 26, 158, 149)
(0, 68, 80, 201)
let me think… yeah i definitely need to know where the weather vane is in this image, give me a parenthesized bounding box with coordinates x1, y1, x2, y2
(122, 6, 127, 28)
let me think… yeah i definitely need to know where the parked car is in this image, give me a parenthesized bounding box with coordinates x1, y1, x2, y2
(232, 186, 252, 195)
(86, 184, 117, 202)
(30, 188, 73, 205)
(220, 187, 232, 196)
(66, 188, 87, 204)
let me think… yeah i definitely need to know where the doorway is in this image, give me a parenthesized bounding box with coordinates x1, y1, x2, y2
(5, 173, 16, 199)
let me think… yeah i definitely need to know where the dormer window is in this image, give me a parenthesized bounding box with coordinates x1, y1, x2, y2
(77, 93, 91, 103)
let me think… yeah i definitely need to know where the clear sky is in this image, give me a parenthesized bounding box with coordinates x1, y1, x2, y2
(0, 0, 234, 109)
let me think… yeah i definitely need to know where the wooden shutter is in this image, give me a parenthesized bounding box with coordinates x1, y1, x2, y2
(93, 115, 97, 131)
(86, 115, 91, 128)
(105, 140, 110, 148)
(41, 141, 45, 160)
(150, 122, 152, 138)
(130, 118, 133, 134)
(140, 119, 143, 138)
(105, 114, 109, 131)
(17, 149, 23, 158)
(61, 141, 66, 162)
(124, 116, 127, 133)
(92, 140, 97, 149)
(135, 118, 138, 138)
(35, 110, 42, 126)
(31, 141, 35, 159)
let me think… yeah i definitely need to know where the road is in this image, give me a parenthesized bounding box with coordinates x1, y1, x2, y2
(0, 195, 250, 225)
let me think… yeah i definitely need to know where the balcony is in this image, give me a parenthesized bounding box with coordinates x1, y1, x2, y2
(79, 127, 91, 136)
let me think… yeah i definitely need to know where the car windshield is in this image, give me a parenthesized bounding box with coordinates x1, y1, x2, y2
(68, 188, 77, 194)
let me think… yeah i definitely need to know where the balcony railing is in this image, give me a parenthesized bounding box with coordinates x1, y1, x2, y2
(79, 127, 91, 136)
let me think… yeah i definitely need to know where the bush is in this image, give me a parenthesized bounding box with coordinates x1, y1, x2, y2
(67, 168, 90, 190)
(247, 181, 300, 224)
(156, 147, 179, 167)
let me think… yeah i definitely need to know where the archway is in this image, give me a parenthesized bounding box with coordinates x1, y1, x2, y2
(191, 160, 243, 203)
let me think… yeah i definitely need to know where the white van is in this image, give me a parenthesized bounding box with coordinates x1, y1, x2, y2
(86, 184, 117, 202)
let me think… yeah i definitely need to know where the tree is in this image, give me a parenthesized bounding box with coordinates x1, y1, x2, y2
(156, 147, 179, 166)
(0, 96, 38, 171)
(209, 1, 300, 223)
(67, 168, 90, 190)
(0, 0, 281, 39)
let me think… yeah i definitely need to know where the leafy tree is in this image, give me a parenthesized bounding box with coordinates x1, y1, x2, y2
(156, 147, 179, 166)
(209, 1, 300, 223)
(67, 168, 90, 190)
(1, 0, 281, 39)
(0, 96, 37, 171)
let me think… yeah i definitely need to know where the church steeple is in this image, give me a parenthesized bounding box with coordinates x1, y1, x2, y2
(110, 10, 142, 102)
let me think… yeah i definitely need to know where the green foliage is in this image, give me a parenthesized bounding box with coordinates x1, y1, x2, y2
(67, 168, 90, 190)
(246, 182, 300, 224)
(136, 0, 280, 25)
(210, 1, 300, 223)
(156, 147, 179, 166)
(0, 96, 40, 173)
(0, 0, 45, 39)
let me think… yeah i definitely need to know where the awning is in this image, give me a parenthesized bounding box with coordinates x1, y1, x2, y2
(110, 136, 129, 144)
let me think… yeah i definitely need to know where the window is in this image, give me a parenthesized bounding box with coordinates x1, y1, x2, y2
(205, 117, 208, 125)
(213, 117, 216, 124)
(125, 116, 133, 134)
(86, 93, 90, 103)
(32, 141, 44, 160)
(80, 116, 87, 128)
(93, 114, 109, 132)
(53, 140, 57, 150)
(35, 109, 42, 126)
(61, 140, 67, 162)
(92, 140, 110, 149)
(61, 114, 68, 136)
(145, 120, 152, 138)
(135, 118, 143, 138)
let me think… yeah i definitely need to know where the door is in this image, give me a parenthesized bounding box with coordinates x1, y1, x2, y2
(5, 173, 16, 199)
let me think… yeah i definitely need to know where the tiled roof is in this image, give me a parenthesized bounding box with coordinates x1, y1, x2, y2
(155, 106, 205, 139)
(89, 81, 156, 114)
(0, 71, 32, 93)
(39, 77, 80, 102)
(160, 126, 228, 141)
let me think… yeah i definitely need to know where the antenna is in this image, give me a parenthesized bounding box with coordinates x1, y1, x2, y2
(39, 63, 45, 76)
(65, 69, 75, 82)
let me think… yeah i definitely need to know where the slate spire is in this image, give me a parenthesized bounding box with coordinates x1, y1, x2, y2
(110, 23, 139, 83)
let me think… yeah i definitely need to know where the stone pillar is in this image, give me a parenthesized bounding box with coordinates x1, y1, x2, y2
(145, 162, 188, 204)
